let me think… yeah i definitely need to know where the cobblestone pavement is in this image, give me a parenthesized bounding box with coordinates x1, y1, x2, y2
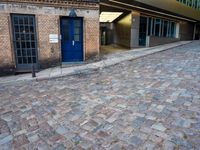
(0, 41, 200, 150)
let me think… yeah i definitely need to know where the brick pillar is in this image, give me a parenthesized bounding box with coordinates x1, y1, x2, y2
(37, 15, 60, 69)
(84, 18, 100, 59)
(0, 13, 15, 75)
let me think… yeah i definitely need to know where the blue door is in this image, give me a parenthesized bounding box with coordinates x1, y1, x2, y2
(60, 17, 83, 62)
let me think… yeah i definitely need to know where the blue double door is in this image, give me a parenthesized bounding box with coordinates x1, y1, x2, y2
(60, 17, 83, 62)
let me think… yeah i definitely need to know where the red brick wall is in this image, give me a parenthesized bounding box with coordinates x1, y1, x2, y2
(37, 15, 60, 69)
(0, 2, 99, 74)
(0, 13, 15, 74)
(85, 18, 100, 58)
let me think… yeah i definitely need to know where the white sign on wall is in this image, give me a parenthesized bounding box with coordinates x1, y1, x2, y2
(49, 34, 58, 43)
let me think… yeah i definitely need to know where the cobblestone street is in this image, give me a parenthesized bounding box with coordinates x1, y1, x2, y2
(0, 41, 200, 150)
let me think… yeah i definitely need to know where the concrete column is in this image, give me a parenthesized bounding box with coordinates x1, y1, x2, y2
(176, 23, 180, 38)
(130, 11, 140, 48)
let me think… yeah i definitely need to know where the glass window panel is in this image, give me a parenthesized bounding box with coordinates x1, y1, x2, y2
(25, 26, 29, 33)
(27, 49, 31, 56)
(29, 17, 34, 25)
(19, 17, 23, 25)
(32, 49, 36, 56)
(160, 20, 164, 36)
(23, 57, 27, 64)
(14, 17, 18, 24)
(22, 49, 26, 56)
(20, 26, 24, 32)
(16, 34, 20, 40)
(74, 35, 80, 41)
(22, 42, 26, 48)
(15, 26, 19, 32)
(31, 42, 35, 48)
(74, 28, 80, 34)
(168, 22, 172, 37)
(32, 57, 36, 63)
(12, 15, 37, 66)
(152, 19, 155, 35)
(171, 22, 176, 38)
(17, 50, 21, 56)
(21, 34, 25, 41)
(63, 19, 69, 25)
(24, 17, 28, 25)
(18, 57, 22, 64)
(30, 26, 34, 33)
(26, 34, 30, 41)
(63, 28, 69, 41)
(16, 42, 20, 48)
(163, 21, 168, 37)
(27, 42, 31, 48)
(139, 16, 147, 46)
(28, 57, 32, 64)
(155, 19, 161, 36)
(74, 20, 81, 27)
(31, 34, 35, 40)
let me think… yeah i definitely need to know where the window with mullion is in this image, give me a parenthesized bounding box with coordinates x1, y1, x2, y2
(155, 19, 161, 37)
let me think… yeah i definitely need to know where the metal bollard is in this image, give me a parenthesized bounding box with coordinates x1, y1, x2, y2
(32, 64, 36, 78)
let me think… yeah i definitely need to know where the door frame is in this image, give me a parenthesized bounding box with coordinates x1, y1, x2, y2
(60, 16, 84, 64)
(11, 13, 39, 72)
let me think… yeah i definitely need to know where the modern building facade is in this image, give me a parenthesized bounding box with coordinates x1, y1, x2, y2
(100, 0, 200, 48)
(0, 0, 99, 75)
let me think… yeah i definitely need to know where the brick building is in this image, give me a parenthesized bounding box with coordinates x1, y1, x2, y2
(0, 0, 99, 75)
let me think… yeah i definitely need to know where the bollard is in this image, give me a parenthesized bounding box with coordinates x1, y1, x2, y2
(32, 64, 36, 78)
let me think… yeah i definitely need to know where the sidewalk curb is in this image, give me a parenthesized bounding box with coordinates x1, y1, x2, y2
(0, 41, 192, 85)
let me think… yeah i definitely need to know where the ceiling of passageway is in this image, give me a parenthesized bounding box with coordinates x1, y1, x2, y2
(100, 0, 200, 22)
(100, 3, 131, 23)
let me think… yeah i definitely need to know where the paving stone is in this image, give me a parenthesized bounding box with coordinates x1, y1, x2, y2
(151, 123, 167, 132)
(14, 129, 27, 136)
(153, 130, 169, 139)
(131, 117, 145, 129)
(53, 143, 66, 150)
(142, 142, 156, 150)
(79, 139, 93, 149)
(170, 137, 193, 149)
(146, 115, 157, 121)
(129, 136, 143, 146)
(56, 126, 68, 135)
(110, 143, 122, 150)
(163, 140, 176, 150)
(148, 134, 163, 143)
(0, 41, 200, 149)
(12, 134, 29, 149)
(172, 119, 192, 128)
(0, 135, 13, 145)
(28, 134, 40, 143)
(36, 140, 51, 150)
(72, 135, 81, 144)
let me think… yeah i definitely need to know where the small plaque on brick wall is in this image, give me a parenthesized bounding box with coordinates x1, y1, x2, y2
(49, 34, 58, 43)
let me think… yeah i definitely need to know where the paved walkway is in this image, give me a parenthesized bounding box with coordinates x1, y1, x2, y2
(0, 41, 190, 84)
(0, 41, 200, 150)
